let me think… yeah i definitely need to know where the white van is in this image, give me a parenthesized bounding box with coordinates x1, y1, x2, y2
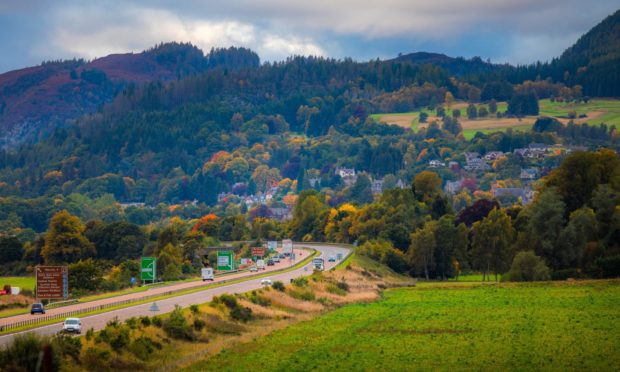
(256, 259, 266, 270)
(201, 267, 214, 281)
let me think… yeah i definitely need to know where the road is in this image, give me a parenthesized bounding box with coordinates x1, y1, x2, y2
(0, 243, 349, 347)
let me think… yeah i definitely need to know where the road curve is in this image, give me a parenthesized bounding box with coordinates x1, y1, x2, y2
(0, 243, 350, 347)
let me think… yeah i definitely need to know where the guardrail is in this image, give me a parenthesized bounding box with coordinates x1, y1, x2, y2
(0, 247, 318, 334)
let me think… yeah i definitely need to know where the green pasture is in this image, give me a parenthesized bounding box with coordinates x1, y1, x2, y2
(0, 277, 35, 292)
(190, 280, 620, 371)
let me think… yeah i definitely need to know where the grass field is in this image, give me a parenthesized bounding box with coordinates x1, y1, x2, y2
(0, 277, 35, 291)
(372, 99, 620, 139)
(191, 280, 620, 371)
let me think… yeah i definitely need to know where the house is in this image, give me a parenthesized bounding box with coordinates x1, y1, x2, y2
(396, 179, 407, 189)
(464, 158, 490, 171)
(269, 207, 292, 221)
(308, 177, 320, 188)
(492, 187, 534, 205)
(520, 168, 539, 181)
(484, 151, 504, 161)
(449, 161, 460, 172)
(444, 180, 461, 195)
(371, 180, 384, 194)
(429, 160, 446, 168)
(464, 152, 480, 163)
(335, 167, 356, 178)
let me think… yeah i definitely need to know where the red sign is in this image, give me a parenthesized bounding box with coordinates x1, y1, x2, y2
(36, 266, 68, 299)
(251, 247, 266, 257)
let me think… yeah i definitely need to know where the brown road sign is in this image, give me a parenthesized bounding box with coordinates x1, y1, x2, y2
(251, 247, 266, 257)
(36, 266, 68, 299)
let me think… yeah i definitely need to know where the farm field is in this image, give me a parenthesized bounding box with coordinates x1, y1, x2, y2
(190, 280, 620, 371)
(0, 277, 35, 292)
(372, 99, 620, 140)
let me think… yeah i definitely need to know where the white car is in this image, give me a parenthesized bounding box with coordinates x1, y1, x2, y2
(250, 266, 258, 272)
(260, 278, 273, 286)
(63, 317, 82, 334)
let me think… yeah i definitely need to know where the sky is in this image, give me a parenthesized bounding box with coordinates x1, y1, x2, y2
(0, 0, 618, 73)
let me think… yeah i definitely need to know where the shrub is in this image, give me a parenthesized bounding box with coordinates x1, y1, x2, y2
(247, 291, 271, 306)
(140, 316, 151, 327)
(358, 240, 408, 273)
(326, 284, 347, 296)
(288, 289, 316, 301)
(272, 281, 285, 291)
(85, 327, 95, 340)
(204, 315, 246, 335)
(162, 305, 195, 341)
(506, 251, 550, 282)
(151, 316, 163, 327)
(189, 304, 200, 314)
(125, 317, 138, 329)
(336, 280, 349, 292)
(193, 318, 206, 331)
(128, 336, 160, 361)
(216, 294, 239, 309)
(0, 333, 57, 372)
(291, 277, 308, 287)
(419, 112, 429, 123)
(82, 347, 111, 371)
(230, 306, 253, 322)
(551, 269, 584, 281)
(51, 333, 82, 363)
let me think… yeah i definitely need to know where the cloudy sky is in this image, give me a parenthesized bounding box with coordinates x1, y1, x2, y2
(0, 0, 617, 73)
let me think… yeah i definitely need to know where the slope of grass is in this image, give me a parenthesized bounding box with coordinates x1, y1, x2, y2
(193, 280, 620, 371)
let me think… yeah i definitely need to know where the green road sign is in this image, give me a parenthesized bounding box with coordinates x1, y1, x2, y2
(141, 257, 156, 281)
(217, 251, 234, 271)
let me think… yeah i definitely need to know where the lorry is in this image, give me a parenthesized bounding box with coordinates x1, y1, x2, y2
(312, 257, 325, 271)
(201, 267, 214, 281)
(282, 239, 293, 256)
(256, 259, 266, 270)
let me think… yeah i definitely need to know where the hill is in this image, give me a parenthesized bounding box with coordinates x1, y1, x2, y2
(0, 43, 259, 147)
(393, 51, 501, 77)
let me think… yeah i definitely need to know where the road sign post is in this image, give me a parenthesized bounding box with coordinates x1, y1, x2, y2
(35, 266, 68, 300)
(217, 251, 234, 271)
(141, 257, 156, 284)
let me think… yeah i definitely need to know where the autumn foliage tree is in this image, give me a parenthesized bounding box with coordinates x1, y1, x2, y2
(42, 210, 95, 264)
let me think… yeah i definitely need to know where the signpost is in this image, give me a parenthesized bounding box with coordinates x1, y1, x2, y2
(141, 257, 156, 283)
(267, 241, 277, 251)
(251, 247, 266, 257)
(217, 251, 235, 271)
(35, 266, 68, 299)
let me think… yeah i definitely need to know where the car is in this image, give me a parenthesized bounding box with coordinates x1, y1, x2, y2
(279, 254, 286, 259)
(31, 303, 45, 315)
(328, 255, 336, 262)
(249, 266, 258, 272)
(267, 259, 275, 266)
(260, 278, 273, 286)
(62, 317, 82, 334)
(272, 256, 280, 263)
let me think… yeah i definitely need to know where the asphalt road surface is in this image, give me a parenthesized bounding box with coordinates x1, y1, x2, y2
(0, 243, 350, 347)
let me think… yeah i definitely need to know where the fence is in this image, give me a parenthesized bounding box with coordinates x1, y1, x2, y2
(0, 247, 320, 334)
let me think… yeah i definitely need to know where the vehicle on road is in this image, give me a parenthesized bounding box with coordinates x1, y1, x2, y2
(313, 257, 325, 270)
(256, 259, 266, 270)
(30, 303, 45, 315)
(249, 266, 258, 272)
(272, 256, 280, 263)
(328, 255, 336, 262)
(279, 254, 286, 259)
(267, 259, 275, 266)
(260, 278, 273, 286)
(62, 318, 82, 334)
(337, 253, 343, 260)
(282, 239, 293, 256)
(201, 267, 214, 281)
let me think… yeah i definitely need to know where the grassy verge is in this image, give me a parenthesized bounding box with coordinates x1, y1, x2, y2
(0, 249, 318, 336)
(195, 279, 620, 371)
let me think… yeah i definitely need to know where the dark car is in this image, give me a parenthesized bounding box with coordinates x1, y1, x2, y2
(31, 303, 46, 315)
(267, 259, 275, 266)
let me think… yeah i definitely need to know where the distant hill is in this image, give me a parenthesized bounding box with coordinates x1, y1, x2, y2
(392, 52, 500, 76)
(0, 43, 259, 147)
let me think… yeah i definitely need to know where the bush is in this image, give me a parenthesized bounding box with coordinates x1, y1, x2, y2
(140, 316, 152, 327)
(506, 251, 550, 282)
(326, 284, 347, 296)
(128, 336, 160, 361)
(230, 306, 253, 322)
(291, 277, 308, 287)
(216, 294, 238, 309)
(247, 291, 271, 306)
(0, 333, 57, 372)
(272, 281, 285, 291)
(336, 280, 349, 292)
(551, 269, 584, 281)
(419, 112, 428, 123)
(288, 289, 316, 301)
(162, 305, 195, 341)
(125, 317, 138, 329)
(189, 304, 200, 314)
(204, 315, 246, 335)
(82, 347, 111, 371)
(358, 240, 408, 273)
(193, 318, 206, 331)
(151, 316, 163, 327)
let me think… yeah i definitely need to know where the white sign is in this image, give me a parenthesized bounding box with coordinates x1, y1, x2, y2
(218, 256, 230, 266)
